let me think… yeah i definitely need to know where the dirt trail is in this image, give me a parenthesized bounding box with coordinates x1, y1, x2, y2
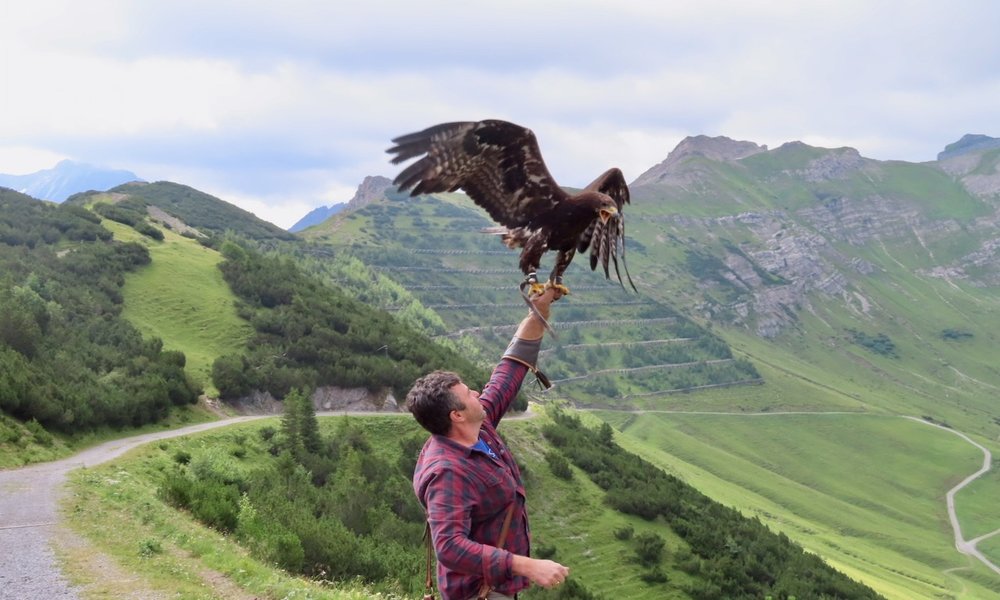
(0, 415, 280, 598)
(906, 416, 1000, 576)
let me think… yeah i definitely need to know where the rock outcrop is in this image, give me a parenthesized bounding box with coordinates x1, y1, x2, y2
(229, 386, 399, 415)
(633, 134, 1000, 337)
(345, 175, 393, 211)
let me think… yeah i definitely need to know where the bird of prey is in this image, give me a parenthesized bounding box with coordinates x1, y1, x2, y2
(387, 119, 636, 296)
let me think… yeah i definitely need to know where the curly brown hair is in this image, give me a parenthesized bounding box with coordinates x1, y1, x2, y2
(405, 370, 464, 435)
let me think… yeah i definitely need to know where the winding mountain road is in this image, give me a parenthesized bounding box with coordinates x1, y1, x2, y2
(906, 416, 1000, 576)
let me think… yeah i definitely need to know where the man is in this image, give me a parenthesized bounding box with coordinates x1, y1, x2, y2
(407, 287, 570, 600)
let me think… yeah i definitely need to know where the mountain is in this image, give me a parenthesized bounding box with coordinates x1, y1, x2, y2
(628, 134, 1000, 338)
(287, 175, 393, 232)
(244, 136, 1000, 597)
(0, 159, 143, 202)
(67, 181, 297, 241)
(6, 133, 1000, 598)
(287, 202, 346, 232)
(300, 135, 1000, 435)
(937, 133, 1000, 161)
(299, 182, 761, 408)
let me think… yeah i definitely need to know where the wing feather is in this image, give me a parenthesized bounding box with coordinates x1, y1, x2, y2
(387, 120, 566, 229)
(578, 168, 637, 291)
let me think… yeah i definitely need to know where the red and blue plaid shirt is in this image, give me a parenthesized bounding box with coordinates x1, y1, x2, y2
(413, 358, 531, 600)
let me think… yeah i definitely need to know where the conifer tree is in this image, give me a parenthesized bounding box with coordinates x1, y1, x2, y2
(281, 387, 321, 456)
(280, 389, 302, 456)
(297, 388, 322, 455)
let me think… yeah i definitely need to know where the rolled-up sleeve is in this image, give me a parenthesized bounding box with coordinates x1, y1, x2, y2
(480, 358, 529, 426)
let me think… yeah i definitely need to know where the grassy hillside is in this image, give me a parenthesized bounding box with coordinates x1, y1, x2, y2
(103, 220, 252, 396)
(293, 153, 1000, 595)
(622, 146, 1000, 440)
(597, 411, 1000, 600)
(63, 419, 383, 599)
(68, 181, 296, 241)
(301, 192, 760, 404)
(62, 416, 689, 599)
(64, 412, 885, 599)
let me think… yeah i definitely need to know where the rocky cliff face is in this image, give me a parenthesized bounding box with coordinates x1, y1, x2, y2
(229, 386, 399, 414)
(345, 175, 393, 211)
(633, 135, 1000, 337)
(937, 136, 1000, 200)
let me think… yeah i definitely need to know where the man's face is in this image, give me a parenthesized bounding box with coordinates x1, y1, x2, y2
(450, 381, 485, 424)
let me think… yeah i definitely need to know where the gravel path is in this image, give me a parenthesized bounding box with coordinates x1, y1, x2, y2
(906, 416, 1000, 576)
(0, 416, 272, 599)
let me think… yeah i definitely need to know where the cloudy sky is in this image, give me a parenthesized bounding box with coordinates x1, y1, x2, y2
(2, 1, 999, 228)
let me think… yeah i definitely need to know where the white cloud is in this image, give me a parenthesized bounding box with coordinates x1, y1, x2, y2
(0, 146, 68, 174)
(2, 0, 999, 228)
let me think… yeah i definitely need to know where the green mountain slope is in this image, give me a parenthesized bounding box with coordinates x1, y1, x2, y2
(65, 413, 884, 599)
(0, 188, 201, 438)
(68, 181, 296, 241)
(600, 411, 1000, 600)
(102, 220, 252, 396)
(300, 191, 761, 407)
(622, 137, 1000, 437)
(295, 135, 1000, 597)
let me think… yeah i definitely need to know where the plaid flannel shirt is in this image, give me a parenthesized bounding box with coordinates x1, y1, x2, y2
(413, 358, 531, 600)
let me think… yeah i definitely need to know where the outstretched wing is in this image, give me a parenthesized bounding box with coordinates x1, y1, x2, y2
(577, 168, 637, 292)
(387, 120, 566, 229)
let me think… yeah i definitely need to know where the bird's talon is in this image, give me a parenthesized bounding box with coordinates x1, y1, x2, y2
(545, 281, 571, 296)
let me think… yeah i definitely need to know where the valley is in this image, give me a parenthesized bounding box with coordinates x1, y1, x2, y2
(4, 133, 1000, 598)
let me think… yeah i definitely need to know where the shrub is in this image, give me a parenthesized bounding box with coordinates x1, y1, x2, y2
(545, 450, 573, 480)
(534, 542, 558, 559)
(189, 480, 240, 532)
(25, 418, 53, 447)
(159, 469, 194, 508)
(634, 531, 666, 567)
(258, 425, 277, 441)
(134, 221, 164, 240)
(138, 538, 162, 557)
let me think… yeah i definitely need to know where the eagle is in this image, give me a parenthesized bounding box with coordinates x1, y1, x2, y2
(387, 119, 636, 296)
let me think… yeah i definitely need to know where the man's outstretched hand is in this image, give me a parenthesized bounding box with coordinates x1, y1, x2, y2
(527, 285, 564, 321)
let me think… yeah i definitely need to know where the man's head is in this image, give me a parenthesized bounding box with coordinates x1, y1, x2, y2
(405, 370, 466, 435)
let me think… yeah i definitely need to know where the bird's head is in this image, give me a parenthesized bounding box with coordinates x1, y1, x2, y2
(598, 201, 618, 225)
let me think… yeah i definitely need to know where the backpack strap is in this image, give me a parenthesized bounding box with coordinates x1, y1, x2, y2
(477, 502, 517, 600)
(423, 520, 435, 599)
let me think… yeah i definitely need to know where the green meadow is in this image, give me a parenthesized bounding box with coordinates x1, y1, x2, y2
(595, 410, 1000, 600)
(105, 221, 252, 396)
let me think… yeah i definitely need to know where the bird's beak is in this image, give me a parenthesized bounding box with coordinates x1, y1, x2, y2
(599, 207, 618, 224)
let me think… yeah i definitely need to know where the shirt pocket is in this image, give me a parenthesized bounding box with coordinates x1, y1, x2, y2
(473, 462, 517, 514)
